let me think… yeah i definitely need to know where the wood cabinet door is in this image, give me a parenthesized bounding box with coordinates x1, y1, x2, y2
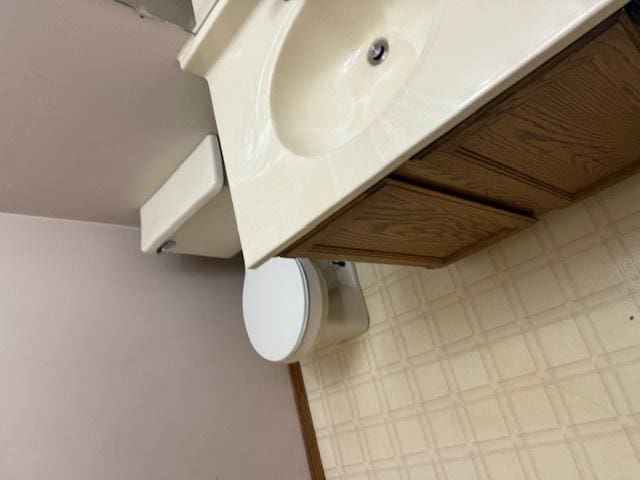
(396, 12, 640, 215)
(285, 179, 534, 268)
(394, 149, 571, 215)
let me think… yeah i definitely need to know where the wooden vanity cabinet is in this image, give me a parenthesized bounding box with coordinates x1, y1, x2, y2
(283, 10, 640, 268)
(285, 179, 533, 268)
(395, 12, 640, 216)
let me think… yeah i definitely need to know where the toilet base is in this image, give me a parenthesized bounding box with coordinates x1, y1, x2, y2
(308, 260, 369, 352)
(245, 258, 370, 365)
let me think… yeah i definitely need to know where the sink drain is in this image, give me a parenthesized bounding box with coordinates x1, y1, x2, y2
(367, 38, 389, 65)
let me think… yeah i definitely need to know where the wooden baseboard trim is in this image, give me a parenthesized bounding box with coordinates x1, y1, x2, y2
(289, 362, 326, 480)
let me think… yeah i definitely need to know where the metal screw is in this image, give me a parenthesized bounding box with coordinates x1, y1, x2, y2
(156, 239, 176, 255)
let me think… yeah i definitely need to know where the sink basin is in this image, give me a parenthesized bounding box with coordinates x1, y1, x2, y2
(270, 0, 435, 156)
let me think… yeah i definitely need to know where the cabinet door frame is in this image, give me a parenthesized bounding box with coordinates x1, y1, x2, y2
(400, 10, 640, 211)
(285, 179, 534, 268)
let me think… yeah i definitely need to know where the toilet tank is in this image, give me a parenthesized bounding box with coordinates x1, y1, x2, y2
(140, 134, 241, 258)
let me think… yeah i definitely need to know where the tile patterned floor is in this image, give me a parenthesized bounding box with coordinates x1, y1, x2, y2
(300, 173, 640, 480)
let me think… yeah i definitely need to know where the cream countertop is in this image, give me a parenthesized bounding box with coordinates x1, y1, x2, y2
(179, 0, 627, 268)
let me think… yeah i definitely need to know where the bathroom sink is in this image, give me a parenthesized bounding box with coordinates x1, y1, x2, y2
(179, 0, 626, 268)
(270, 0, 435, 156)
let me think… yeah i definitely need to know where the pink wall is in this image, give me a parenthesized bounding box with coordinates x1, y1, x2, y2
(0, 212, 309, 480)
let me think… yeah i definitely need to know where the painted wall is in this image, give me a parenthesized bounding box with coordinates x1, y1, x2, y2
(0, 212, 309, 480)
(115, 0, 196, 31)
(0, 0, 216, 227)
(114, 0, 218, 32)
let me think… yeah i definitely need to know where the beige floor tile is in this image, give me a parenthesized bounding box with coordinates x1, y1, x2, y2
(356, 263, 378, 290)
(309, 398, 328, 430)
(393, 416, 428, 455)
(565, 245, 623, 298)
(536, 318, 589, 366)
(466, 398, 509, 441)
(583, 434, 640, 480)
(510, 385, 558, 432)
(429, 408, 466, 447)
(598, 174, 640, 221)
(434, 303, 473, 344)
(387, 276, 421, 316)
(342, 341, 371, 377)
(500, 228, 543, 267)
(472, 286, 517, 331)
(544, 202, 596, 246)
(374, 470, 402, 480)
(336, 430, 364, 466)
(363, 424, 395, 461)
(407, 464, 437, 480)
(366, 291, 390, 326)
(413, 361, 449, 401)
(381, 371, 414, 410)
(616, 362, 640, 412)
(301, 360, 320, 392)
(399, 318, 433, 357)
(558, 373, 616, 424)
(443, 459, 479, 480)
(371, 331, 401, 367)
(590, 298, 640, 352)
(449, 349, 490, 391)
(515, 267, 566, 315)
(346, 475, 370, 480)
(380, 264, 405, 277)
(319, 353, 344, 386)
(419, 267, 456, 302)
(483, 451, 527, 480)
(353, 381, 383, 418)
(630, 430, 640, 454)
(622, 225, 640, 271)
(530, 443, 581, 480)
(328, 390, 353, 424)
(457, 251, 496, 286)
(317, 436, 337, 470)
(491, 334, 536, 379)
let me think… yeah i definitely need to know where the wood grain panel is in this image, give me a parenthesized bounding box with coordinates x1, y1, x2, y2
(457, 20, 640, 196)
(287, 179, 534, 267)
(395, 12, 640, 217)
(394, 150, 570, 215)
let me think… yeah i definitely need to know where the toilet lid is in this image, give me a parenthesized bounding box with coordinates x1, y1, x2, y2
(242, 257, 309, 362)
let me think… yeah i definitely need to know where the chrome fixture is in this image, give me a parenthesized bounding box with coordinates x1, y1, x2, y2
(156, 239, 176, 255)
(367, 38, 389, 65)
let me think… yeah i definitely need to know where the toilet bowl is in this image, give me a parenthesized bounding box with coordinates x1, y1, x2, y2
(242, 258, 369, 363)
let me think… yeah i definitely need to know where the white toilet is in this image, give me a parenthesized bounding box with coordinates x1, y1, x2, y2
(243, 258, 369, 363)
(140, 135, 369, 363)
